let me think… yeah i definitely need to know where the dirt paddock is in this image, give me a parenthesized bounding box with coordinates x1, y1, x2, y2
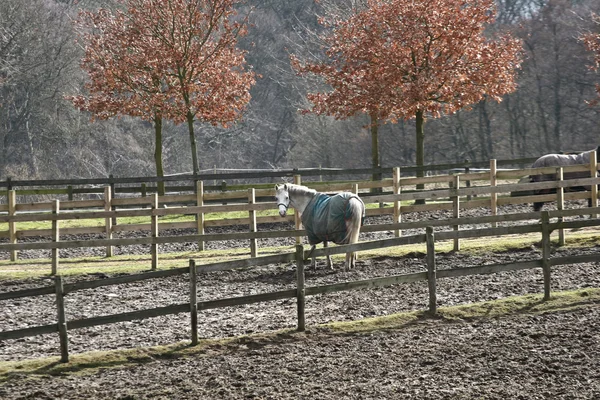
(1, 205, 600, 399)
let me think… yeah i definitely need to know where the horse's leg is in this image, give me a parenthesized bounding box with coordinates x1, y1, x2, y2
(345, 251, 352, 272)
(310, 244, 317, 270)
(533, 188, 551, 212)
(324, 241, 333, 270)
(345, 200, 363, 272)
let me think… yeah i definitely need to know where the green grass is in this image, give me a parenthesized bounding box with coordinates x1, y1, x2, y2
(0, 287, 597, 381)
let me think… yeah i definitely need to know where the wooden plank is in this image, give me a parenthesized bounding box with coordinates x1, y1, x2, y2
(195, 253, 296, 274)
(490, 159, 498, 228)
(17, 226, 106, 238)
(550, 253, 600, 267)
(557, 168, 565, 246)
(0, 230, 307, 252)
(453, 175, 460, 251)
(197, 289, 297, 311)
(248, 188, 257, 257)
(64, 267, 189, 294)
(292, 175, 301, 245)
(436, 260, 543, 278)
(51, 200, 60, 275)
(55, 276, 69, 362)
(436, 224, 541, 241)
(541, 212, 551, 300)
(105, 186, 113, 257)
(305, 272, 427, 296)
(0, 323, 58, 340)
(189, 260, 198, 346)
(196, 181, 205, 251)
(0, 285, 55, 301)
(295, 245, 305, 332)
(151, 194, 158, 270)
(426, 227, 437, 314)
(67, 304, 190, 330)
(8, 190, 17, 261)
(393, 167, 401, 237)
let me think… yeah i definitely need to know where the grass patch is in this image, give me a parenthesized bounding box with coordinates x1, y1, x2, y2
(2, 227, 600, 280)
(0, 245, 294, 280)
(1, 287, 597, 381)
(320, 288, 600, 334)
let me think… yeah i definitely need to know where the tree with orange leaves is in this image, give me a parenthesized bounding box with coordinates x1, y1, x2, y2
(71, 0, 256, 185)
(582, 13, 600, 105)
(292, 0, 522, 184)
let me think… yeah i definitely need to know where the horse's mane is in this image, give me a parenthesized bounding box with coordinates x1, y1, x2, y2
(286, 183, 318, 197)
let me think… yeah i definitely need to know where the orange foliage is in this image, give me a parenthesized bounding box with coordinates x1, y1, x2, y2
(291, 0, 523, 122)
(70, 0, 255, 126)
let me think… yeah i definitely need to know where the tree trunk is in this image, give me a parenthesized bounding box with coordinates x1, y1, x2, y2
(154, 114, 165, 196)
(415, 109, 425, 204)
(370, 113, 381, 193)
(187, 110, 200, 176)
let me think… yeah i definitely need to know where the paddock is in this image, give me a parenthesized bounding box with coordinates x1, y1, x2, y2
(1, 182, 600, 398)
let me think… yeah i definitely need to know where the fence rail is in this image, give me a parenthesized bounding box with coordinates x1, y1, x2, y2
(1, 208, 597, 362)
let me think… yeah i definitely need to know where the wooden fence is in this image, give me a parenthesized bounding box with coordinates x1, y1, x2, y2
(1, 208, 599, 362)
(0, 158, 539, 199)
(0, 157, 599, 272)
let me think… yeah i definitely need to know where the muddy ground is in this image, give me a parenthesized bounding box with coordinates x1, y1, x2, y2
(0, 203, 599, 399)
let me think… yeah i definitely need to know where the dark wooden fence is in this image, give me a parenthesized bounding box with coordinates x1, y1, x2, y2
(0, 158, 538, 199)
(1, 208, 599, 362)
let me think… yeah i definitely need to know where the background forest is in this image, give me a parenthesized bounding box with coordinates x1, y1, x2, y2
(1, 0, 600, 181)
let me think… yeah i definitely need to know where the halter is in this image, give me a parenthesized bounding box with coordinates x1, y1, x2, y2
(276, 187, 291, 211)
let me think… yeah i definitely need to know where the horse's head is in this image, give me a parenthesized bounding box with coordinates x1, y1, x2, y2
(274, 184, 290, 217)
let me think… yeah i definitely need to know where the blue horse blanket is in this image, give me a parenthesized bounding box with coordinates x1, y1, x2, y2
(301, 192, 365, 245)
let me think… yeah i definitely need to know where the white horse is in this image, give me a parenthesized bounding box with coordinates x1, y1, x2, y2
(530, 146, 600, 211)
(275, 183, 365, 271)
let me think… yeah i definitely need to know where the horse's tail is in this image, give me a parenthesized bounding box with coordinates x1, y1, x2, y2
(344, 197, 365, 244)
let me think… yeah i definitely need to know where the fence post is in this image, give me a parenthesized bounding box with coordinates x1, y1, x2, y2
(196, 181, 205, 251)
(151, 193, 159, 270)
(55, 276, 69, 363)
(393, 167, 401, 238)
(541, 211, 552, 300)
(556, 167, 565, 246)
(104, 186, 113, 257)
(590, 150, 598, 218)
(489, 159, 497, 228)
(8, 189, 17, 262)
(248, 188, 258, 257)
(52, 200, 60, 275)
(452, 175, 460, 252)
(294, 175, 302, 245)
(189, 259, 198, 346)
(109, 174, 117, 226)
(67, 185, 73, 206)
(295, 244, 306, 332)
(220, 181, 227, 205)
(465, 160, 472, 201)
(426, 226, 437, 314)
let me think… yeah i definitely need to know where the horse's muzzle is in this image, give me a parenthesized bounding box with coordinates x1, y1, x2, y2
(278, 207, 287, 217)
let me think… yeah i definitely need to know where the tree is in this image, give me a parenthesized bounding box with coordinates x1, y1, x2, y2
(582, 13, 600, 105)
(71, 0, 256, 186)
(291, 0, 522, 186)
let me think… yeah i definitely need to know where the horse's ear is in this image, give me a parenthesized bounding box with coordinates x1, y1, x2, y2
(274, 184, 280, 191)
